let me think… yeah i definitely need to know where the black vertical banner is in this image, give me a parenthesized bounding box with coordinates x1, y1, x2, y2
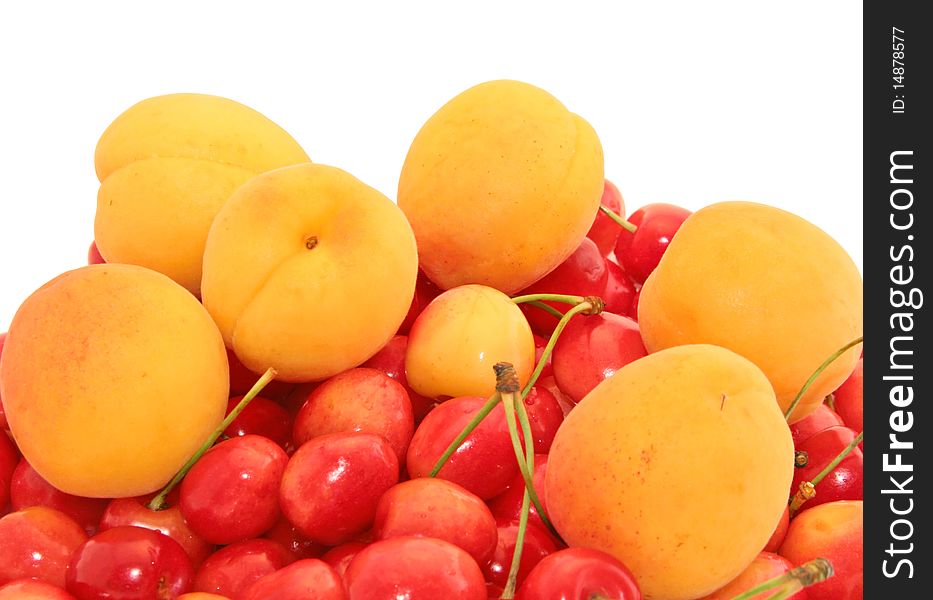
(864, 1, 928, 597)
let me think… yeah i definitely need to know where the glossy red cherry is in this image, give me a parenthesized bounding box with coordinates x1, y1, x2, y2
(87, 241, 105, 265)
(614, 203, 692, 283)
(362, 335, 436, 423)
(0, 579, 78, 599)
(516, 547, 642, 600)
(345, 536, 486, 600)
(397, 270, 442, 336)
(223, 395, 292, 450)
(373, 478, 497, 564)
(792, 426, 863, 511)
(321, 542, 368, 578)
(790, 404, 844, 447)
(193, 538, 293, 597)
(602, 259, 637, 317)
(99, 497, 214, 569)
(406, 396, 519, 500)
(0, 506, 87, 587)
(522, 386, 563, 454)
(587, 179, 626, 256)
(66, 525, 193, 600)
(0, 432, 18, 511)
(280, 432, 398, 546)
(833, 358, 863, 434)
(487, 454, 550, 532)
(483, 519, 561, 594)
(240, 558, 347, 600)
(180, 435, 288, 545)
(293, 368, 414, 462)
(10, 459, 108, 536)
(518, 238, 608, 336)
(532, 334, 554, 381)
(551, 312, 647, 403)
(263, 515, 329, 561)
(226, 348, 295, 401)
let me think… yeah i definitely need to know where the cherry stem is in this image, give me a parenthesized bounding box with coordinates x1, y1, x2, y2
(729, 557, 834, 600)
(428, 392, 499, 477)
(789, 430, 864, 515)
(783, 336, 863, 420)
(522, 299, 600, 397)
(510, 293, 586, 306)
(824, 393, 836, 412)
(147, 367, 277, 511)
(527, 300, 565, 320)
(599, 204, 637, 233)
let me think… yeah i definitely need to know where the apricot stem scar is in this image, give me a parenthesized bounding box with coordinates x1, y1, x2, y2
(305, 236, 319, 250)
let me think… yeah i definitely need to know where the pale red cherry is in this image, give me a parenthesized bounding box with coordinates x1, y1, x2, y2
(279, 432, 398, 546)
(763, 506, 790, 553)
(345, 536, 486, 600)
(362, 335, 436, 423)
(551, 312, 647, 403)
(0, 579, 78, 599)
(100, 496, 214, 569)
(483, 519, 562, 594)
(587, 180, 626, 256)
(517, 238, 608, 336)
(373, 478, 497, 565)
(10, 459, 108, 536)
(239, 559, 346, 600)
(193, 538, 293, 597)
(832, 358, 863, 434)
(293, 368, 414, 462)
(406, 285, 535, 400)
(406, 396, 519, 500)
(699, 552, 805, 600)
(0, 507, 87, 587)
(779, 501, 862, 600)
(602, 259, 637, 317)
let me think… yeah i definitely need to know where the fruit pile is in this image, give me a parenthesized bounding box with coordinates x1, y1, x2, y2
(0, 81, 863, 600)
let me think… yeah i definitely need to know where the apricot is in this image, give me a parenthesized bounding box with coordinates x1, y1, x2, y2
(94, 94, 309, 295)
(638, 201, 863, 423)
(0, 264, 229, 498)
(405, 285, 534, 399)
(546, 344, 794, 600)
(201, 163, 418, 382)
(398, 80, 604, 294)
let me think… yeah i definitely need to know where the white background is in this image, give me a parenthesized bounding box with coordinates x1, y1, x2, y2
(0, 1, 863, 331)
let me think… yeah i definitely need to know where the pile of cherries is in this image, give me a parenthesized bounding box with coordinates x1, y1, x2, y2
(0, 182, 862, 599)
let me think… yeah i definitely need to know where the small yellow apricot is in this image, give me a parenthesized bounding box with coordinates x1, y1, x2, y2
(0, 264, 229, 498)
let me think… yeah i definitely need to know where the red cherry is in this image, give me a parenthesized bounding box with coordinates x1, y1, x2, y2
(833, 358, 863, 434)
(10, 459, 109, 536)
(790, 404, 844, 447)
(362, 335, 436, 424)
(373, 478, 497, 564)
(345, 536, 486, 600)
(551, 312, 647, 403)
(0, 506, 87, 587)
(223, 395, 293, 450)
(263, 515, 329, 561)
(293, 368, 414, 462)
(532, 334, 554, 381)
(0, 433, 18, 511)
(0, 333, 8, 431)
(280, 432, 398, 546)
(226, 348, 295, 401)
(602, 259, 637, 317)
(792, 426, 863, 511)
(66, 525, 193, 600)
(321, 542, 368, 579)
(487, 454, 551, 533)
(483, 519, 561, 594)
(699, 551, 804, 600)
(763, 505, 791, 553)
(516, 547, 641, 600)
(0, 579, 78, 599)
(99, 497, 214, 569)
(193, 538, 293, 597)
(179, 435, 288, 545)
(587, 180, 626, 256)
(240, 558, 347, 600)
(397, 271, 442, 336)
(629, 288, 642, 321)
(87, 242, 105, 265)
(406, 396, 519, 500)
(614, 203, 692, 283)
(517, 238, 608, 336)
(522, 386, 563, 454)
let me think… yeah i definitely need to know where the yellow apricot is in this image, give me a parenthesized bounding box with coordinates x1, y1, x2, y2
(547, 344, 794, 600)
(398, 80, 604, 294)
(638, 201, 863, 423)
(0, 264, 229, 498)
(405, 285, 535, 399)
(201, 163, 418, 382)
(94, 94, 309, 295)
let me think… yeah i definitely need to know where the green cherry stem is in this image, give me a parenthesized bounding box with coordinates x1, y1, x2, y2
(784, 336, 864, 421)
(789, 431, 864, 515)
(729, 558, 834, 600)
(511, 293, 586, 306)
(599, 204, 637, 233)
(148, 367, 277, 511)
(527, 300, 565, 321)
(523, 299, 598, 397)
(429, 392, 500, 477)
